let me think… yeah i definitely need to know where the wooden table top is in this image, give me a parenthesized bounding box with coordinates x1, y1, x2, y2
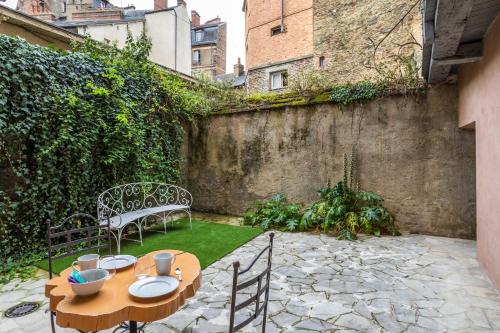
(45, 250, 202, 332)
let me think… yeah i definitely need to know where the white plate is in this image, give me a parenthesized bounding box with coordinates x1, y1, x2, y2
(100, 255, 137, 270)
(128, 276, 179, 299)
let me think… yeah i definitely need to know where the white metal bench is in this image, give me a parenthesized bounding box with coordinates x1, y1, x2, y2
(97, 182, 192, 253)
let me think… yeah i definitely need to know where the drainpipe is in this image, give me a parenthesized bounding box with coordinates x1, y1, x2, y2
(280, 0, 284, 32)
(173, 9, 178, 71)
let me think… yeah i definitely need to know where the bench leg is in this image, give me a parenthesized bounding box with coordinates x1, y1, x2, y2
(117, 228, 123, 254)
(188, 210, 192, 230)
(138, 223, 143, 246)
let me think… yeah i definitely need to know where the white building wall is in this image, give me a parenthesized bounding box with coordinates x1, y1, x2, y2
(78, 21, 143, 49)
(145, 5, 191, 75)
(75, 4, 191, 76)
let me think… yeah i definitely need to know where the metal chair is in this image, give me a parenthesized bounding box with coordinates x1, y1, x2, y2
(46, 213, 112, 333)
(184, 232, 275, 333)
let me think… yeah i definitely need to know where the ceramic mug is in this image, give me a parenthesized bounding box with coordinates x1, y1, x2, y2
(72, 254, 99, 272)
(154, 253, 175, 276)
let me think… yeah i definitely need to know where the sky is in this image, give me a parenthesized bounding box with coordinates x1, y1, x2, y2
(110, 0, 246, 73)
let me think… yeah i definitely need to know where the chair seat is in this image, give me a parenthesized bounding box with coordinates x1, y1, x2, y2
(102, 204, 189, 229)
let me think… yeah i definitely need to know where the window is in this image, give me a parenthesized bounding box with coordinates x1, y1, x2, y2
(271, 25, 285, 36)
(270, 71, 288, 90)
(319, 56, 325, 69)
(195, 30, 203, 42)
(192, 50, 201, 65)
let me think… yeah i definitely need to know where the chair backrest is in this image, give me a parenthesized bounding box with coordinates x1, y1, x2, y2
(97, 182, 193, 221)
(229, 233, 275, 333)
(46, 213, 111, 279)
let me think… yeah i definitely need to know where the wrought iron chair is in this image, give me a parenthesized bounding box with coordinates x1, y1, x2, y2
(46, 213, 112, 333)
(184, 232, 275, 333)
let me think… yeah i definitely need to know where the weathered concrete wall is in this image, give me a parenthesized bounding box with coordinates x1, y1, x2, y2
(186, 85, 476, 239)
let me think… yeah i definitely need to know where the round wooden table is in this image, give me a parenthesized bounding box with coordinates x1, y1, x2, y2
(45, 250, 202, 333)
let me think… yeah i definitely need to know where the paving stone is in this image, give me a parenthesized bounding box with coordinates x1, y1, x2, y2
(335, 313, 373, 330)
(310, 301, 350, 320)
(374, 312, 406, 332)
(416, 316, 447, 331)
(435, 312, 471, 331)
(394, 305, 416, 324)
(467, 307, 491, 329)
(271, 311, 301, 328)
(295, 318, 333, 331)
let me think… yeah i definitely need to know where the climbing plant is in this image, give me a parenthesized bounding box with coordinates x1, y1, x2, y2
(0, 34, 209, 267)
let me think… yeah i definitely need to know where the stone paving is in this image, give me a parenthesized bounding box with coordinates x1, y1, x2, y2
(2, 232, 500, 332)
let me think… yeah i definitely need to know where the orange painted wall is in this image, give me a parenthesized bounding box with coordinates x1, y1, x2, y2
(458, 15, 500, 288)
(245, 0, 313, 69)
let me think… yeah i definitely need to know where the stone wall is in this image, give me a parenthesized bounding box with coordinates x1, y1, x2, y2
(314, 0, 422, 83)
(247, 56, 314, 92)
(185, 85, 476, 239)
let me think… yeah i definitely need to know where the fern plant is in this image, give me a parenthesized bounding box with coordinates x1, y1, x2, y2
(243, 193, 302, 231)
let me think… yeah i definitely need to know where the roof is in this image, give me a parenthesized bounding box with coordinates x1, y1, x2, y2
(215, 73, 246, 87)
(0, 3, 85, 45)
(194, 20, 226, 30)
(53, 17, 144, 28)
(52, 6, 181, 28)
(421, 0, 500, 83)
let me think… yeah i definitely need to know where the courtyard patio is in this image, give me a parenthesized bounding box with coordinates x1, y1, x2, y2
(2, 231, 500, 332)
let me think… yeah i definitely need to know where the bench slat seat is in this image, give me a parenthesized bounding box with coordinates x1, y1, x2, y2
(102, 205, 190, 229)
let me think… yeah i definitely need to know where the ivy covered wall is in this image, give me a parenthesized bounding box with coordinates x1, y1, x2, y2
(0, 35, 207, 261)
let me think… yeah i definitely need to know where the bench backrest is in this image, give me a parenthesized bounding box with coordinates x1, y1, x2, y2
(97, 182, 192, 221)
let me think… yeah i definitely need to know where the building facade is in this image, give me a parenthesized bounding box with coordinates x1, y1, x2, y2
(13, 0, 192, 76)
(420, 0, 500, 288)
(243, 0, 421, 92)
(191, 11, 226, 79)
(243, 0, 314, 92)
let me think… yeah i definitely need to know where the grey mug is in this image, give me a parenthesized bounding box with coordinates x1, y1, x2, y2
(72, 254, 99, 272)
(154, 253, 176, 276)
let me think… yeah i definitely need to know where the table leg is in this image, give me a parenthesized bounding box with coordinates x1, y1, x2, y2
(129, 321, 138, 333)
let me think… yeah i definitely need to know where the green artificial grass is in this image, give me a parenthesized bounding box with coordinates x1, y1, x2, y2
(36, 219, 263, 274)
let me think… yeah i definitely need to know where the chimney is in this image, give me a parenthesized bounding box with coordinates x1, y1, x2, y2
(154, 0, 168, 10)
(191, 10, 200, 27)
(234, 58, 244, 77)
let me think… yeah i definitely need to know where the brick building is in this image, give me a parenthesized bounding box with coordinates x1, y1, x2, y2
(16, 0, 116, 21)
(243, 0, 421, 92)
(191, 11, 227, 79)
(243, 0, 314, 92)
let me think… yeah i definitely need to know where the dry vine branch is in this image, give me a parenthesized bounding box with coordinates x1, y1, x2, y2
(368, 0, 421, 73)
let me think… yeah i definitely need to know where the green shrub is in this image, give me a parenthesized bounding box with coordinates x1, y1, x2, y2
(330, 81, 384, 105)
(300, 181, 399, 240)
(287, 69, 334, 96)
(0, 34, 209, 268)
(243, 193, 302, 231)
